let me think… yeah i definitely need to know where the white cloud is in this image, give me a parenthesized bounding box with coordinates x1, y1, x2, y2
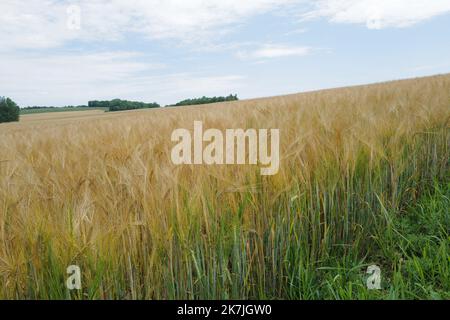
(0, 0, 75, 49)
(409, 63, 450, 73)
(0, 51, 243, 106)
(1, 0, 450, 51)
(0, 0, 297, 50)
(2, 0, 449, 51)
(284, 28, 308, 36)
(303, 0, 450, 29)
(237, 44, 311, 60)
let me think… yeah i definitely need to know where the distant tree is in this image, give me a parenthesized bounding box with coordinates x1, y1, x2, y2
(89, 100, 111, 108)
(23, 106, 57, 110)
(89, 99, 160, 112)
(0, 97, 20, 123)
(171, 94, 238, 107)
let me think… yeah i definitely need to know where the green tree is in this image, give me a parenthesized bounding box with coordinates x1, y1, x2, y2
(172, 94, 239, 107)
(0, 97, 20, 123)
(89, 99, 160, 112)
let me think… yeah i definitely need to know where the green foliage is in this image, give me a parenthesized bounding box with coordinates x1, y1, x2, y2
(293, 181, 449, 300)
(0, 97, 20, 123)
(171, 94, 238, 107)
(369, 181, 450, 299)
(88, 99, 160, 112)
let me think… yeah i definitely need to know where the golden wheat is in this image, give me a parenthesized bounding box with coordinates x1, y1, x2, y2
(0, 74, 449, 299)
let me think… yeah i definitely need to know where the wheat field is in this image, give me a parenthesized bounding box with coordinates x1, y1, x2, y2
(0, 74, 449, 299)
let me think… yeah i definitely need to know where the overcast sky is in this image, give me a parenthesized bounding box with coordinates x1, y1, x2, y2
(1, 0, 450, 107)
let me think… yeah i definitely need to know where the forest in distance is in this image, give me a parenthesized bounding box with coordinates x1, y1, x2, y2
(6, 95, 241, 118)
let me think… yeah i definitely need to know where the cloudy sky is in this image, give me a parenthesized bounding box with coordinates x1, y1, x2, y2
(1, 0, 450, 107)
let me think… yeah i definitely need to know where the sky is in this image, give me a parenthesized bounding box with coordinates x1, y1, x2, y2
(1, 0, 450, 107)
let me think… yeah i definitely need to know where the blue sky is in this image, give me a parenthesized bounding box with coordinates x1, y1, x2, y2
(1, 0, 450, 107)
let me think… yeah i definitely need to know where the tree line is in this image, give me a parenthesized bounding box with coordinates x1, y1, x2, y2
(169, 94, 239, 107)
(0, 95, 239, 123)
(88, 99, 160, 112)
(23, 105, 88, 110)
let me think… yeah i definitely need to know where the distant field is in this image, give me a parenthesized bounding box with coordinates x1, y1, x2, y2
(18, 109, 111, 123)
(20, 107, 108, 115)
(0, 74, 449, 299)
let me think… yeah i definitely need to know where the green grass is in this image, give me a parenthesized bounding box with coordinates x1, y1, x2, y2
(312, 181, 450, 299)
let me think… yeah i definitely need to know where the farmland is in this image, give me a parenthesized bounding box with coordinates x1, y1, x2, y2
(19, 107, 108, 115)
(0, 74, 449, 299)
